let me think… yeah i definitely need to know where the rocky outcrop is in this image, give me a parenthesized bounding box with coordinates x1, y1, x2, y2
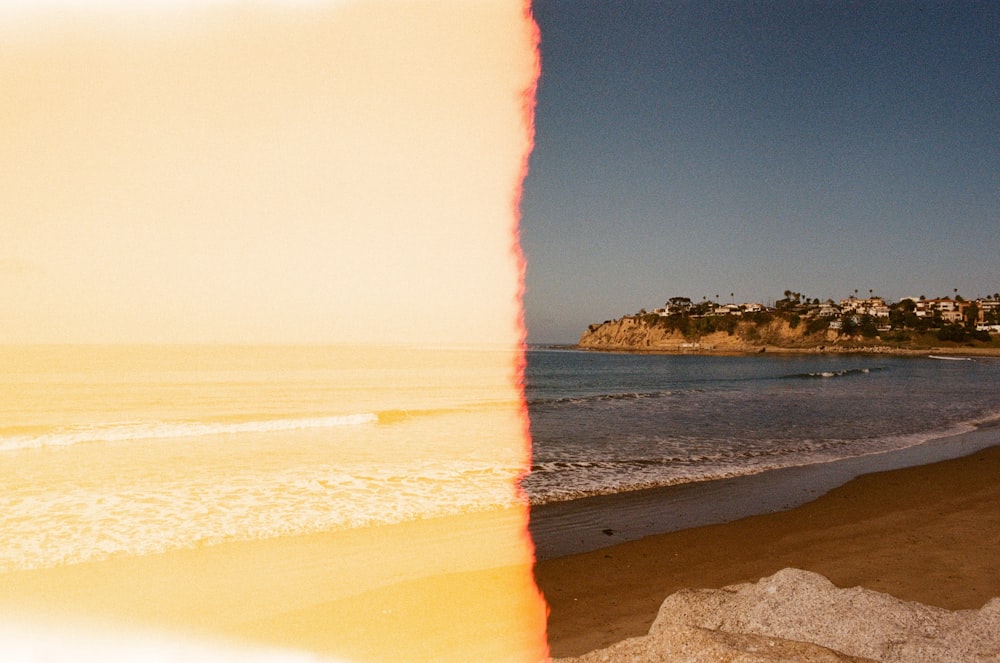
(555, 568, 1000, 663)
(579, 316, 692, 350)
(578, 315, 833, 352)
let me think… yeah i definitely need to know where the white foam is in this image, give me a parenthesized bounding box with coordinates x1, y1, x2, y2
(0, 461, 525, 572)
(0, 413, 378, 452)
(522, 421, 987, 506)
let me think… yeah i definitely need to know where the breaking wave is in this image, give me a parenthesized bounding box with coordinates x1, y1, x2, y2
(0, 414, 379, 452)
(785, 367, 885, 379)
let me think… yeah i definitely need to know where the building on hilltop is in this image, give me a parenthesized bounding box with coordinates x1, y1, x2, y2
(976, 298, 999, 324)
(712, 303, 742, 316)
(816, 303, 840, 318)
(839, 297, 889, 318)
(913, 298, 964, 323)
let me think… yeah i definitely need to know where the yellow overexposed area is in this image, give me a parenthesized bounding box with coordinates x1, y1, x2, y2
(1, 0, 536, 346)
(0, 1, 547, 662)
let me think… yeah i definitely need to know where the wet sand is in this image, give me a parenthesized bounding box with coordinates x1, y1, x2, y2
(534, 438, 1000, 658)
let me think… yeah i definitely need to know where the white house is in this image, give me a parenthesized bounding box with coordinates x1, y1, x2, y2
(839, 297, 889, 318)
(916, 298, 965, 323)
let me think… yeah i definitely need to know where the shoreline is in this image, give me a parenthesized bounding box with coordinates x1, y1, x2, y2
(561, 343, 1000, 357)
(529, 420, 1000, 560)
(3, 421, 996, 660)
(534, 431, 1000, 657)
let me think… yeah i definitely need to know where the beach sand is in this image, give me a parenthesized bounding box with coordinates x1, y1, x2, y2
(3, 434, 997, 661)
(0, 506, 548, 662)
(535, 442, 1000, 658)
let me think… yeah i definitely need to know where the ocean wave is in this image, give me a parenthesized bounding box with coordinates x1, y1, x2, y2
(526, 388, 702, 407)
(784, 367, 885, 379)
(374, 404, 498, 424)
(0, 413, 379, 452)
(522, 422, 983, 505)
(527, 437, 860, 477)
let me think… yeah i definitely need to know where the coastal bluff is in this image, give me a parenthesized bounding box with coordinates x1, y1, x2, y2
(578, 313, 1000, 354)
(579, 315, 830, 353)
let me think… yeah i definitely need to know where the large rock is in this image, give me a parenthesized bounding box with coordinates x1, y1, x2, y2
(556, 568, 1000, 663)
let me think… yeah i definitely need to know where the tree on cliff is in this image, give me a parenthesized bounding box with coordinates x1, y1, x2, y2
(776, 290, 802, 310)
(964, 302, 979, 329)
(889, 299, 920, 330)
(858, 315, 878, 338)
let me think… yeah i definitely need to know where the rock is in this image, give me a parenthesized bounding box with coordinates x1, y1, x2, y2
(556, 621, 875, 662)
(555, 568, 1000, 663)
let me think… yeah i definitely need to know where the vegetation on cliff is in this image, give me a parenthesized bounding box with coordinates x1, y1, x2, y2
(580, 292, 1000, 353)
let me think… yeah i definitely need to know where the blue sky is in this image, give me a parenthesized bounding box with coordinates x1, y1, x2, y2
(520, 1, 999, 343)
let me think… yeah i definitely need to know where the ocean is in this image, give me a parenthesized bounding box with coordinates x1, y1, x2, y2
(0, 344, 529, 574)
(3, 344, 999, 575)
(523, 347, 1000, 503)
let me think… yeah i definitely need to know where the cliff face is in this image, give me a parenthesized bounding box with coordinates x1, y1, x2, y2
(579, 315, 835, 352)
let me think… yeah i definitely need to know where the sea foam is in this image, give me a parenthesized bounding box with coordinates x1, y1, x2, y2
(0, 414, 378, 452)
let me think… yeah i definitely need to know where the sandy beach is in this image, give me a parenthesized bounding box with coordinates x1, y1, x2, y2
(2, 424, 997, 661)
(535, 438, 1000, 658)
(0, 506, 548, 662)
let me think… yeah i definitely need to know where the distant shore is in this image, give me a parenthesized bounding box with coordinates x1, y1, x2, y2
(533, 426, 1000, 657)
(576, 307, 1000, 357)
(562, 343, 1000, 357)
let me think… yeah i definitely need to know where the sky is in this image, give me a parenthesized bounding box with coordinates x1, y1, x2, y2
(1, 0, 537, 345)
(521, 1, 999, 343)
(3, 1, 997, 347)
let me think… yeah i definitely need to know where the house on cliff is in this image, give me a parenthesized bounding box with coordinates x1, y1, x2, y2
(839, 297, 890, 318)
(914, 298, 965, 323)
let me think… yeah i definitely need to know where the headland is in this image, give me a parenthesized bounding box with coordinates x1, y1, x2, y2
(579, 292, 1000, 356)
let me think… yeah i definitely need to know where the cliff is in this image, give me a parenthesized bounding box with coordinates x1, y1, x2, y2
(578, 314, 835, 353)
